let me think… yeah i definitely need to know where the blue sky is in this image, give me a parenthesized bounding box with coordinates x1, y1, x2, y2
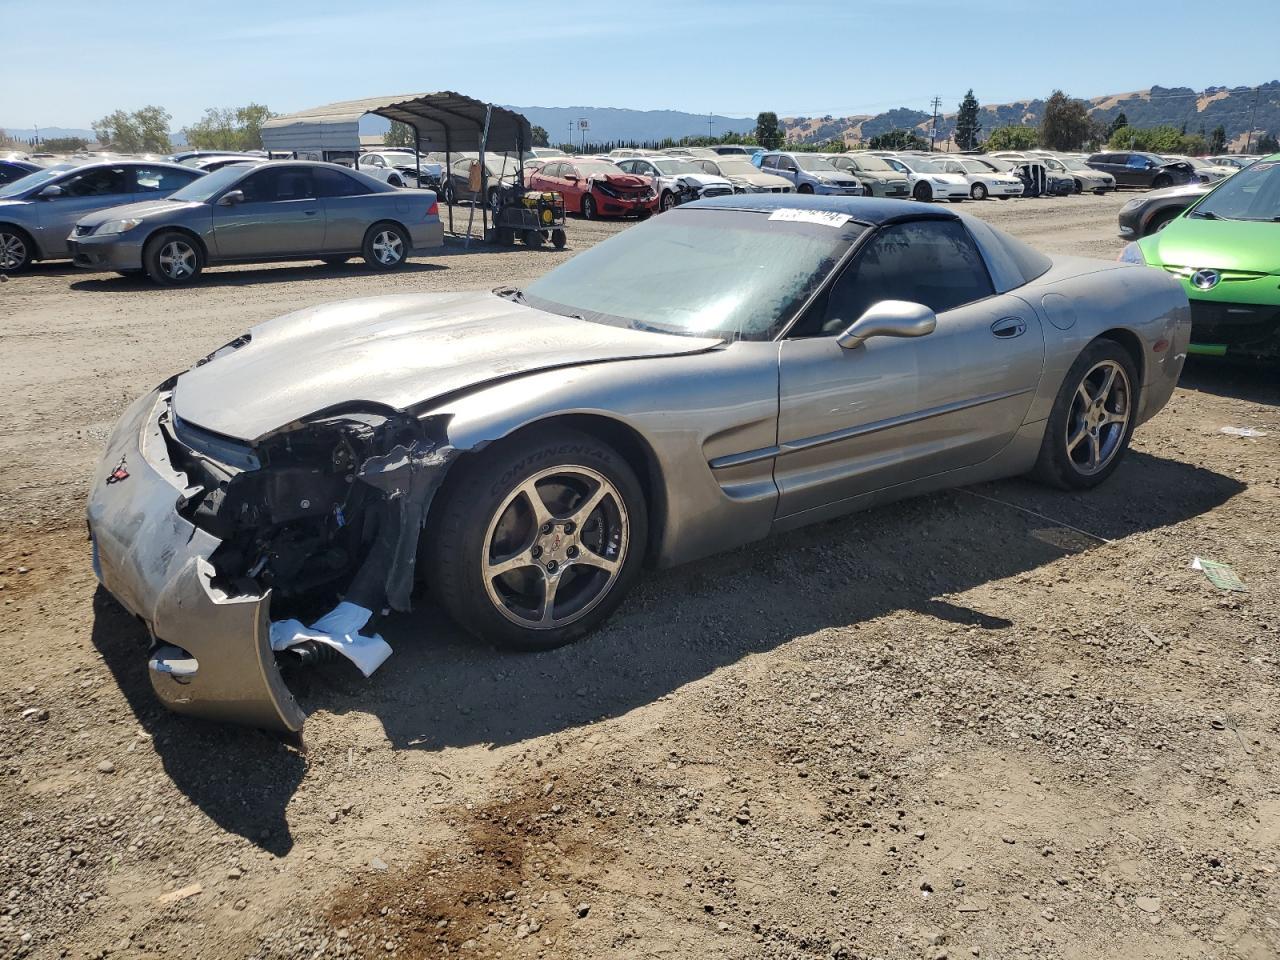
(1, 0, 1277, 130)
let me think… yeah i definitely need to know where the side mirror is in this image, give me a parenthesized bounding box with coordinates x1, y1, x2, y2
(38, 184, 64, 198)
(217, 189, 245, 207)
(836, 300, 936, 350)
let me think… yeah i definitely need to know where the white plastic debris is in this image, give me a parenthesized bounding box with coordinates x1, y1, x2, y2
(269, 601, 392, 676)
(1219, 426, 1268, 438)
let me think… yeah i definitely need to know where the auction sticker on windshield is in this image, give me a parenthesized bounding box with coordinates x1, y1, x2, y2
(768, 209, 852, 227)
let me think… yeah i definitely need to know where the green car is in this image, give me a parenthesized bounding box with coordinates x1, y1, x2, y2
(1120, 154, 1280, 362)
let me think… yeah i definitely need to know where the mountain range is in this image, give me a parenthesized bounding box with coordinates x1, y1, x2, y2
(784, 83, 1280, 149)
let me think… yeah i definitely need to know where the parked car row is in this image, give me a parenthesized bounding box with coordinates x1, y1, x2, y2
(0, 157, 443, 282)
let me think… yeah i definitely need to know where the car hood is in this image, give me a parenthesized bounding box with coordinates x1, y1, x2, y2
(1142, 219, 1280, 275)
(857, 172, 908, 182)
(587, 172, 648, 189)
(172, 291, 723, 441)
(76, 198, 203, 226)
(727, 171, 792, 188)
(676, 173, 732, 188)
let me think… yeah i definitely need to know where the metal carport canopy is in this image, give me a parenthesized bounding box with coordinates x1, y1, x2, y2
(261, 92, 531, 153)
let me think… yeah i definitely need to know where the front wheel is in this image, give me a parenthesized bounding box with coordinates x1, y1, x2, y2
(581, 194, 597, 220)
(1031, 340, 1139, 490)
(427, 427, 648, 651)
(971, 182, 988, 200)
(362, 222, 410, 269)
(0, 228, 33, 272)
(660, 191, 677, 212)
(797, 183, 814, 194)
(1151, 174, 1172, 190)
(143, 232, 203, 286)
(913, 182, 932, 202)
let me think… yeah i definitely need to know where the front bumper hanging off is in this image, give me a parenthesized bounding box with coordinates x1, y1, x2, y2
(87, 390, 306, 731)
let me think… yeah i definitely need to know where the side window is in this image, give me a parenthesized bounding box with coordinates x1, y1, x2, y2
(315, 167, 374, 197)
(1126, 155, 1147, 169)
(616, 161, 635, 173)
(812, 220, 995, 336)
(363, 155, 386, 168)
(60, 167, 131, 197)
(237, 167, 316, 203)
(760, 154, 776, 170)
(699, 160, 718, 174)
(133, 166, 200, 193)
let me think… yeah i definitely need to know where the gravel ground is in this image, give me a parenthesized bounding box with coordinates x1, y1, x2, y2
(0, 193, 1277, 960)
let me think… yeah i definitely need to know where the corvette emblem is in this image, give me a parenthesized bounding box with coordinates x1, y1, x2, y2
(106, 456, 130, 484)
(1190, 268, 1221, 291)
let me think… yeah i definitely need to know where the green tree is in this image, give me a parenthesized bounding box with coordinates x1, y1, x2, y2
(1209, 125, 1227, 154)
(985, 125, 1038, 150)
(754, 111, 783, 149)
(382, 121, 415, 148)
(94, 106, 172, 153)
(184, 103, 275, 151)
(953, 89, 982, 151)
(530, 125, 550, 148)
(1257, 132, 1280, 154)
(40, 136, 88, 153)
(1039, 90, 1091, 151)
(867, 128, 928, 151)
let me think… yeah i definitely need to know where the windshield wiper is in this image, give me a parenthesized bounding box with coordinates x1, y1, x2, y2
(494, 286, 526, 304)
(1189, 209, 1222, 220)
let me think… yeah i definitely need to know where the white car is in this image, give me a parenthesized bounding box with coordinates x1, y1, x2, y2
(357, 150, 442, 188)
(1161, 155, 1237, 183)
(935, 157, 1024, 199)
(1034, 153, 1116, 194)
(882, 155, 970, 202)
(615, 155, 735, 211)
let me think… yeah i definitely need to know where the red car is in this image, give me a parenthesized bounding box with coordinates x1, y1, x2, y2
(527, 158, 656, 220)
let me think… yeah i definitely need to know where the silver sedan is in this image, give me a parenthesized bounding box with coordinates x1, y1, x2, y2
(87, 195, 1189, 731)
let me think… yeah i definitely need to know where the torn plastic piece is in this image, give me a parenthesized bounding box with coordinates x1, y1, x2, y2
(1219, 426, 1268, 438)
(1189, 556, 1247, 593)
(270, 601, 392, 676)
(355, 441, 457, 612)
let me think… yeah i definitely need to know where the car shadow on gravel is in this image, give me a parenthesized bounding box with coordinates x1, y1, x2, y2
(89, 589, 306, 857)
(1178, 358, 1280, 407)
(67, 260, 447, 292)
(300, 448, 1244, 750)
(88, 450, 1243, 854)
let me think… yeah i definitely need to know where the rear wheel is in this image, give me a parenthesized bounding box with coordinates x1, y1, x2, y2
(143, 232, 203, 286)
(551, 229, 567, 249)
(0, 227, 34, 272)
(427, 426, 648, 651)
(971, 182, 988, 200)
(362, 222, 410, 269)
(441, 181, 456, 204)
(1032, 340, 1139, 490)
(581, 194, 597, 220)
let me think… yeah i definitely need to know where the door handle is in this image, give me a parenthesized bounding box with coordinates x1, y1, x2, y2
(304, 210, 318, 216)
(991, 317, 1026, 339)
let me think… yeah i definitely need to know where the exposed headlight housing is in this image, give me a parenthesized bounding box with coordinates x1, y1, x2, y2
(1119, 198, 1144, 213)
(1118, 242, 1146, 265)
(96, 217, 144, 236)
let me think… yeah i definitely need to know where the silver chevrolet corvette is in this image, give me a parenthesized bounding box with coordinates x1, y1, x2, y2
(87, 195, 1190, 732)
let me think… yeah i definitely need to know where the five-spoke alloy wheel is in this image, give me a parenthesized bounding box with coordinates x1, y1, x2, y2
(427, 427, 647, 651)
(1033, 339, 1139, 489)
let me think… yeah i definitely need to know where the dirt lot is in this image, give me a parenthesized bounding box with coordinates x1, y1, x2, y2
(1, 194, 1277, 960)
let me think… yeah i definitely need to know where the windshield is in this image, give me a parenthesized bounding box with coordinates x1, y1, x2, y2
(167, 164, 249, 201)
(0, 166, 69, 198)
(1060, 157, 1090, 171)
(958, 159, 991, 175)
(574, 161, 624, 175)
(653, 158, 702, 175)
(899, 157, 943, 174)
(794, 155, 838, 171)
(715, 159, 757, 175)
(521, 208, 866, 341)
(1189, 159, 1280, 221)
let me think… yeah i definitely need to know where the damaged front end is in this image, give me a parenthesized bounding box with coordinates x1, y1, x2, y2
(87, 386, 456, 732)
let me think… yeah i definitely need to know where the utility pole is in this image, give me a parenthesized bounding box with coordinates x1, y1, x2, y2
(929, 97, 941, 152)
(708, 112, 714, 139)
(1246, 86, 1259, 153)
(567, 120, 574, 151)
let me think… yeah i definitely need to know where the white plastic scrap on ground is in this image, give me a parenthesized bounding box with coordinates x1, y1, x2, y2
(1189, 556, 1248, 593)
(269, 601, 392, 676)
(1219, 426, 1269, 438)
